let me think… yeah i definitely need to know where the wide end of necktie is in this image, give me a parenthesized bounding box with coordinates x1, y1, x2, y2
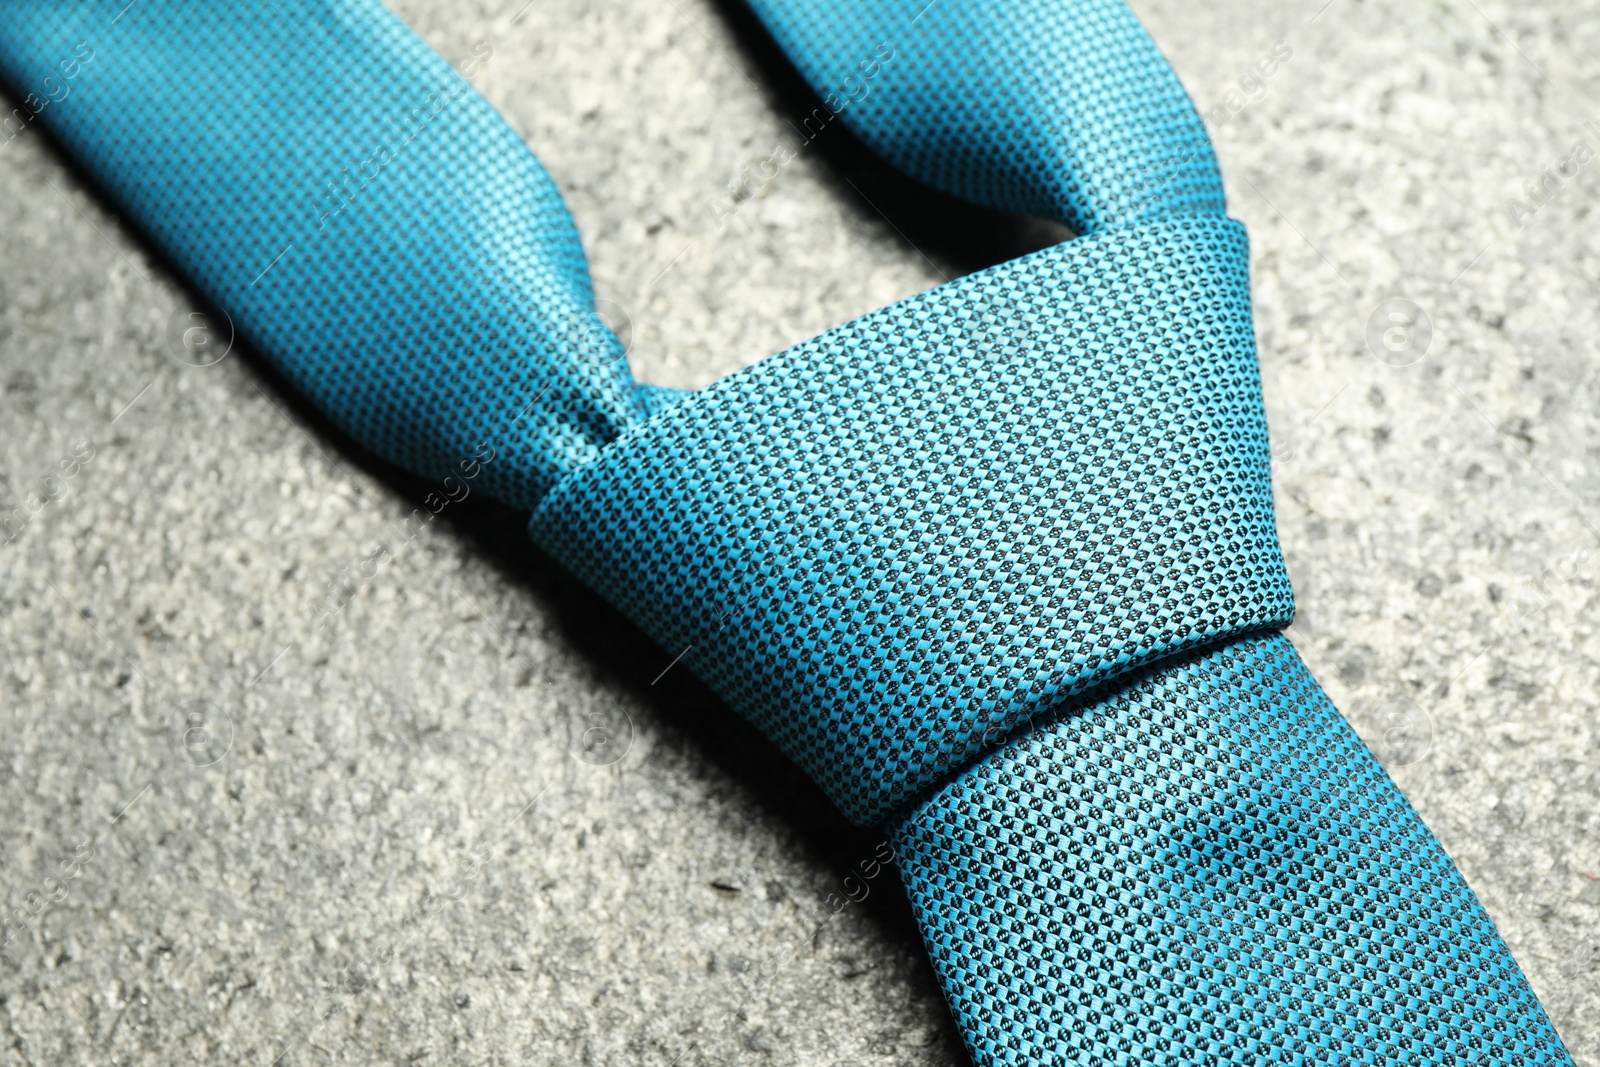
(890, 633, 1571, 1064)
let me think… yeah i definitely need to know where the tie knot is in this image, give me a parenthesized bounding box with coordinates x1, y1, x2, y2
(531, 212, 1293, 823)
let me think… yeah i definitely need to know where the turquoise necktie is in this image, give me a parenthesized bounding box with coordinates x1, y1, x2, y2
(0, 2, 1574, 1063)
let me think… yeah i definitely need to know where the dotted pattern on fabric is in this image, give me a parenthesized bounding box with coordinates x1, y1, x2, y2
(530, 213, 1294, 824)
(0, 1, 642, 509)
(890, 632, 1572, 1066)
(0, 2, 1575, 1065)
(743, 0, 1225, 235)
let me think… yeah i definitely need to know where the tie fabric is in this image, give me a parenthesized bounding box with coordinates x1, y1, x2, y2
(0, 2, 1574, 1063)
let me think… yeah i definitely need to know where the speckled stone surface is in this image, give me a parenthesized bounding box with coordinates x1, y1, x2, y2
(1, 0, 1597, 1064)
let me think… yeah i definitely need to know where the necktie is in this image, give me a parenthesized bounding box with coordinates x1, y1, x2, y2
(0, 1, 1574, 1063)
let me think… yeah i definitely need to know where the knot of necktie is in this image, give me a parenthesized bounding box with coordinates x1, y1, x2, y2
(530, 212, 1294, 823)
(515, 0, 1288, 823)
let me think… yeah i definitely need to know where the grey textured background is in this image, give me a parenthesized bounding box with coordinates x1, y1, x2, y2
(2, 0, 1598, 1063)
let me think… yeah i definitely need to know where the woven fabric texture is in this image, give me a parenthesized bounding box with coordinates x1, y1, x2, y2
(0, 0, 647, 510)
(0, 1, 1575, 1065)
(529, 213, 1294, 823)
(892, 633, 1571, 1065)
(743, 0, 1224, 235)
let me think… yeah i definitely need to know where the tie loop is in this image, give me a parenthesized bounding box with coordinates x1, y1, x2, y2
(743, 0, 1226, 234)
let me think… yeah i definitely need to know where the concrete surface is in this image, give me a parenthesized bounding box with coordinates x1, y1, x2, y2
(2, 0, 1599, 1063)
